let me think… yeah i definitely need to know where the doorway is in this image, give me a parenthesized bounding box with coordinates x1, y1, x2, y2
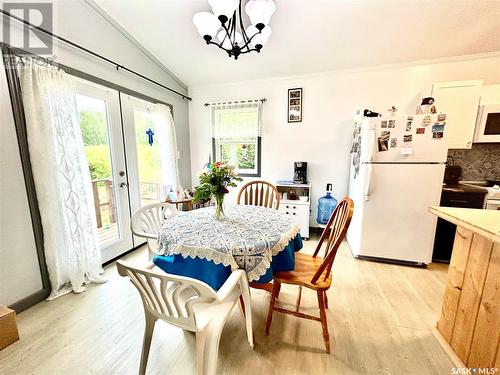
(74, 81, 175, 263)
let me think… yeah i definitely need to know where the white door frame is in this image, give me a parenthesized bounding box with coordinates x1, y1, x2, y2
(121, 93, 163, 248)
(74, 80, 133, 262)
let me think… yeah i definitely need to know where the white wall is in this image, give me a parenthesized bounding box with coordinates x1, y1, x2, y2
(0, 63, 43, 306)
(188, 54, 500, 226)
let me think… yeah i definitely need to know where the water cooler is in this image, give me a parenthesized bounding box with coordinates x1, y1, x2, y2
(317, 183, 337, 225)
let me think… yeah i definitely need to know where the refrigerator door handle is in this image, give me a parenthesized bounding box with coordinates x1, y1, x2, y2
(365, 125, 376, 200)
(365, 164, 374, 201)
(368, 122, 376, 162)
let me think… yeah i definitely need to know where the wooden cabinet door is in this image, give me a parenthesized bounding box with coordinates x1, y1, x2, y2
(437, 228, 473, 341)
(432, 80, 482, 149)
(468, 242, 500, 368)
(450, 235, 493, 363)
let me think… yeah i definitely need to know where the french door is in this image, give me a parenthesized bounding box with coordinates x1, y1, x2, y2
(121, 94, 166, 213)
(121, 94, 178, 246)
(74, 80, 173, 262)
(74, 80, 133, 262)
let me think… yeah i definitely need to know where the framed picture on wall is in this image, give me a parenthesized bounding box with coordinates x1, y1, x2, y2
(288, 88, 302, 123)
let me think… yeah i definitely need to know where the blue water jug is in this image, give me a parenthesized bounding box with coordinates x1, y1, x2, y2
(317, 184, 338, 224)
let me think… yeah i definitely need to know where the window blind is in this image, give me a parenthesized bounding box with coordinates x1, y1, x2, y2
(210, 100, 263, 138)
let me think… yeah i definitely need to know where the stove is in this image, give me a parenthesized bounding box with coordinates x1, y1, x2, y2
(460, 180, 500, 210)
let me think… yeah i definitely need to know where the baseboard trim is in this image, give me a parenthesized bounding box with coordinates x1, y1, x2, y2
(355, 254, 427, 267)
(9, 288, 50, 314)
(431, 326, 466, 368)
(102, 242, 146, 267)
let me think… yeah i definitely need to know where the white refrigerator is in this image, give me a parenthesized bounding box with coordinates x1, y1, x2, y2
(347, 113, 448, 264)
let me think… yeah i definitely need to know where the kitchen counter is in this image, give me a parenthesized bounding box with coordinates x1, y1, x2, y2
(429, 206, 500, 242)
(442, 184, 488, 194)
(429, 206, 499, 368)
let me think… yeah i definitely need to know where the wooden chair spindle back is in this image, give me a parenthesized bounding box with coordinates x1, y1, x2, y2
(237, 180, 280, 209)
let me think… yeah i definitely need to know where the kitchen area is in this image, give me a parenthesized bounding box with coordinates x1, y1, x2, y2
(430, 80, 499, 369)
(347, 79, 499, 369)
(432, 81, 500, 263)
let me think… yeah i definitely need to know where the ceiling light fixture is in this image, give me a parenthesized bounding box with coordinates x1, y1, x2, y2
(193, 0, 276, 60)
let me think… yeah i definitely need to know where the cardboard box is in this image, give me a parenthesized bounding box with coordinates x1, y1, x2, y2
(0, 305, 19, 350)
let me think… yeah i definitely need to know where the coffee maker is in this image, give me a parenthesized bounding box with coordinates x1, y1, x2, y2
(294, 162, 307, 184)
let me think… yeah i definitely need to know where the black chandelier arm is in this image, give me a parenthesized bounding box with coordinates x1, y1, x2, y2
(238, 2, 251, 52)
(219, 22, 230, 46)
(239, 47, 261, 55)
(240, 48, 260, 55)
(206, 40, 233, 54)
(207, 31, 261, 56)
(219, 18, 235, 46)
(236, 29, 262, 51)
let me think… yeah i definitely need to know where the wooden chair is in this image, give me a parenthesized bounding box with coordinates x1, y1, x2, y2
(237, 180, 280, 209)
(130, 202, 178, 258)
(117, 261, 254, 375)
(265, 197, 354, 353)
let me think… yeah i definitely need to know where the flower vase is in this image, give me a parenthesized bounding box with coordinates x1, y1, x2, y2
(214, 195, 226, 220)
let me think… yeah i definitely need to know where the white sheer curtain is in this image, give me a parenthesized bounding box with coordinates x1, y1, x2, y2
(210, 100, 262, 138)
(154, 104, 183, 196)
(20, 64, 106, 299)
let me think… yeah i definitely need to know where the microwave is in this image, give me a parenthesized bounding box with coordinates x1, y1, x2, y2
(474, 104, 500, 142)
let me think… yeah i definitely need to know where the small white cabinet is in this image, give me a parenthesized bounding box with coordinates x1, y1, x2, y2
(276, 183, 311, 239)
(432, 80, 483, 149)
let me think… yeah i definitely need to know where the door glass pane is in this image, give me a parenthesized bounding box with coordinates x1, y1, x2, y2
(133, 110, 164, 207)
(76, 94, 120, 248)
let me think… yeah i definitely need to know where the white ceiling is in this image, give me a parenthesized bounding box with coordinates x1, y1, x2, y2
(95, 0, 500, 88)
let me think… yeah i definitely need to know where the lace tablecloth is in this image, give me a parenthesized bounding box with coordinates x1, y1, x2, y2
(158, 205, 300, 281)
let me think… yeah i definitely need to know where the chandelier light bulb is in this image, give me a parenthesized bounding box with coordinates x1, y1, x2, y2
(245, 0, 276, 28)
(193, 12, 220, 40)
(208, 0, 239, 23)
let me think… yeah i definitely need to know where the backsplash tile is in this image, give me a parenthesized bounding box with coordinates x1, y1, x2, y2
(448, 144, 500, 181)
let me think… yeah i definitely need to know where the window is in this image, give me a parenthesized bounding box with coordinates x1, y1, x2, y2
(211, 100, 262, 177)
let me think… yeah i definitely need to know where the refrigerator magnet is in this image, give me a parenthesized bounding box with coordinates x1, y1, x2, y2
(390, 137, 397, 148)
(378, 131, 390, 152)
(388, 120, 396, 128)
(403, 134, 412, 143)
(406, 121, 412, 131)
(432, 124, 445, 133)
(437, 113, 446, 121)
(381, 120, 388, 128)
(416, 128, 425, 134)
(433, 132, 444, 139)
(422, 115, 432, 126)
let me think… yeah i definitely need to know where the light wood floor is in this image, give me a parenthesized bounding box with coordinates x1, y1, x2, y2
(0, 238, 454, 375)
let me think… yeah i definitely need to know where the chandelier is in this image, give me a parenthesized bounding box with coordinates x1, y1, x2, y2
(193, 0, 276, 60)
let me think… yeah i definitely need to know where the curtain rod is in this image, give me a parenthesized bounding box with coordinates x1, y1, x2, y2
(3, 43, 176, 113)
(204, 98, 267, 106)
(0, 9, 192, 101)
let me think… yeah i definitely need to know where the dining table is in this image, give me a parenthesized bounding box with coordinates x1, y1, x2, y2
(152, 205, 303, 290)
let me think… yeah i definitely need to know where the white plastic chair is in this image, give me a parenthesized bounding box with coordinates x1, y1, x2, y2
(130, 202, 178, 258)
(116, 261, 254, 375)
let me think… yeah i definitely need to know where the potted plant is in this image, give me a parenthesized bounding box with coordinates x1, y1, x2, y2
(192, 162, 242, 220)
